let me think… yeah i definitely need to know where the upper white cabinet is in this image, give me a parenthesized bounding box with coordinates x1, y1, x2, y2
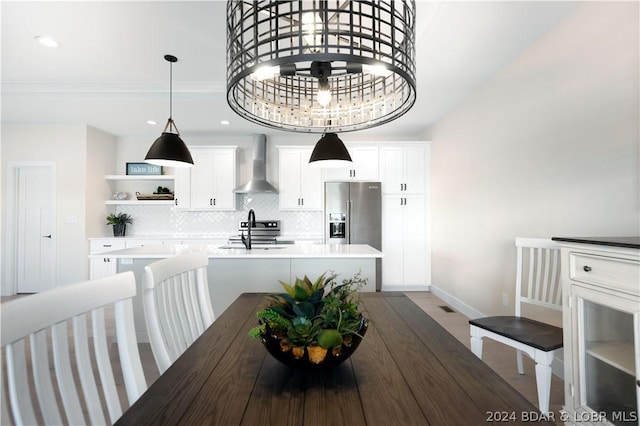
(323, 146, 379, 181)
(277, 147, 322, 211)
(174, 146, 237, 210)
(379, 145, 426, 194)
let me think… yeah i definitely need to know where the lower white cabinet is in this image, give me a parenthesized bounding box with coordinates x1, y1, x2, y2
(557, 240, 639, 425)
(381, 194, 428, 288)
(89, 239, 126, 279)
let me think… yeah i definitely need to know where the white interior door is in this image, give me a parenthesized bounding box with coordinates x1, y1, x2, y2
(16, 165, 56, 293)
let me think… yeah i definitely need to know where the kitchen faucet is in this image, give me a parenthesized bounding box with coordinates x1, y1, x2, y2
(241, 209, 256, 249)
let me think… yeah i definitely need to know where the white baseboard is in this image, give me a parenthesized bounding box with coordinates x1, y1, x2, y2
(429, 284, 485, 319)
(381, 284, 430, 292)
(427, 284, 564, 380)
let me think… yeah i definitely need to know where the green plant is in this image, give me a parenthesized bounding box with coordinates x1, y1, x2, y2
(106, 212, 133, 225)
(249, 272, 367, 363)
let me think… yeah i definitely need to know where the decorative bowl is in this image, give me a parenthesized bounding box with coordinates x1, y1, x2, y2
(259, 316, 368, 369)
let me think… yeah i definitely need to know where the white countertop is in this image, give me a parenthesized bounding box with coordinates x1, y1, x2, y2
(89, 243, 383, 259)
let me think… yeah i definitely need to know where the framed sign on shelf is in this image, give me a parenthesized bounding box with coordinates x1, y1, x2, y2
(126, 162, 163, 175)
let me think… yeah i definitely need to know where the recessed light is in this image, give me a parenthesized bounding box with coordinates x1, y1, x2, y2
(35, 36, 59, 48)
(147, 120, 157, 125)
(220, 120, 230, 125)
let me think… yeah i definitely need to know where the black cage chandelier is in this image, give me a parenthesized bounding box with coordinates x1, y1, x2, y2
(226, 0, 416, 133)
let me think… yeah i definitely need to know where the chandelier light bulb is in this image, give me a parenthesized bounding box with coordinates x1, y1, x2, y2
(302, 12, 322, 48)
(317, 78, 331, 106)
(251, 65, 280, 81)
(362, 63, 392, 77)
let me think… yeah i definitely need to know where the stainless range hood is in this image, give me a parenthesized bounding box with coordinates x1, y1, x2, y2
(234, 134, 278, 193)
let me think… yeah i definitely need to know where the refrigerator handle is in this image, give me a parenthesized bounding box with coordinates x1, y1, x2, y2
(346, 200, 351, 243)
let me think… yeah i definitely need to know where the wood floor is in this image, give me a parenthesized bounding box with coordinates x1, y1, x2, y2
(2, 291, 564, 424)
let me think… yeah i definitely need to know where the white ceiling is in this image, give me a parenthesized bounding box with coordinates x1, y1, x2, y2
(1, 1, 580, 139)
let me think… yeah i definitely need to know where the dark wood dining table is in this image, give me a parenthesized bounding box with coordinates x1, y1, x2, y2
(116, 292, 553, 425)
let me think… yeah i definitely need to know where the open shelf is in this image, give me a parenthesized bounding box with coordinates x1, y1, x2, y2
(586, 341, 635, 376)
(105, 200, 175, 206)
(105, 175, 175, 180)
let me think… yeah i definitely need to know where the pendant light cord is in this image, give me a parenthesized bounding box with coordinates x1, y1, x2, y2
(162, 54, 179, 134)
(169, 60, 173, 120)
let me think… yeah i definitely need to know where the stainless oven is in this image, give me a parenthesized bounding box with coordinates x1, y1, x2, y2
(227, 220, 281, 247)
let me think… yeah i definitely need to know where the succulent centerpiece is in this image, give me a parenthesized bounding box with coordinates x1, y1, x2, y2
(249, 272, 368, 368)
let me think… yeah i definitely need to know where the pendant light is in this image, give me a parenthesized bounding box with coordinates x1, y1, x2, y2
(308, 133, 353, 168)
(145, 54, 194, 168)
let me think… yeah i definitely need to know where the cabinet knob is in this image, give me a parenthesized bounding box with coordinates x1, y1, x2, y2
(583, 265, 592, 272)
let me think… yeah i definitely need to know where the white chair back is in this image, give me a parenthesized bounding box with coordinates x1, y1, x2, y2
(142, 251, 214, 374)
(515, 237, 562, 317)
(1, 271, 146, 425)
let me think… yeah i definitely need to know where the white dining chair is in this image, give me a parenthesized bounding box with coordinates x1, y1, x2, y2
(469, 237, 563, 415)
(142, 251, 215, 374)
(1, 271, 147, 425)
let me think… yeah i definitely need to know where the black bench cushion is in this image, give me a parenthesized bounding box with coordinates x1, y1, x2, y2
(469, 316, 563, 352)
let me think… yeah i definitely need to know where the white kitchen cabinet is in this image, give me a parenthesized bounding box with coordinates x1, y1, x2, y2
(556, 240, 639, 425)
(381, 194, 428, 287)
(379, 145, 426, 194)
(174, 146, 237, 210)
(323, 146, 379, 181)
(277, 147, 322, 210)
(89, 239, 126, 279)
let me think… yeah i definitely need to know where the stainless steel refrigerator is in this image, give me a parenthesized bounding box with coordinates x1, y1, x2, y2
(324, 181, 382, 290)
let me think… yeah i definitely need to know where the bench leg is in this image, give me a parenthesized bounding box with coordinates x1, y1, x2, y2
(516, 349, 524, 375)
(533, 350, 555, 415)
(469, 326, 484, 359)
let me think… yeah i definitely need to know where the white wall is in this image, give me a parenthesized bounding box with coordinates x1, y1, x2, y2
(426, 2, 639, 317)
(86, 126, 117, 239)
(1, 124, 116, 293)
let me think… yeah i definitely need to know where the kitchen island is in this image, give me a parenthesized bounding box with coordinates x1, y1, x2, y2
(89, 244, 382, 341)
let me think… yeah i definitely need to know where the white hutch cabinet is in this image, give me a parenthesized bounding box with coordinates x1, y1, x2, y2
(554, 237, 639, 426)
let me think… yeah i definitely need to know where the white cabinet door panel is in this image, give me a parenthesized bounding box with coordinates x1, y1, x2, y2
(381, 196, 405, 286)
(402, 195, 427, 285)
(379, 147, 404, 194)
(404, 146, 426, 194)
(211, 148, 236, 210)
(278, 147, 322, 211)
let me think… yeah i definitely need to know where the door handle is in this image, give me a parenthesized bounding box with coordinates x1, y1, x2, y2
(42, 234, 51, 239)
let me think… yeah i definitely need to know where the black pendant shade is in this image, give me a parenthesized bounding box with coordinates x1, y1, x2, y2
(309, 133, 352, 168)
(145, 55, 194, 168)
(145, 125, 194, 168)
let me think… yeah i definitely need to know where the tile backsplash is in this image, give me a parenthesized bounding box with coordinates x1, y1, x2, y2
(116, 193, 323, 239)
